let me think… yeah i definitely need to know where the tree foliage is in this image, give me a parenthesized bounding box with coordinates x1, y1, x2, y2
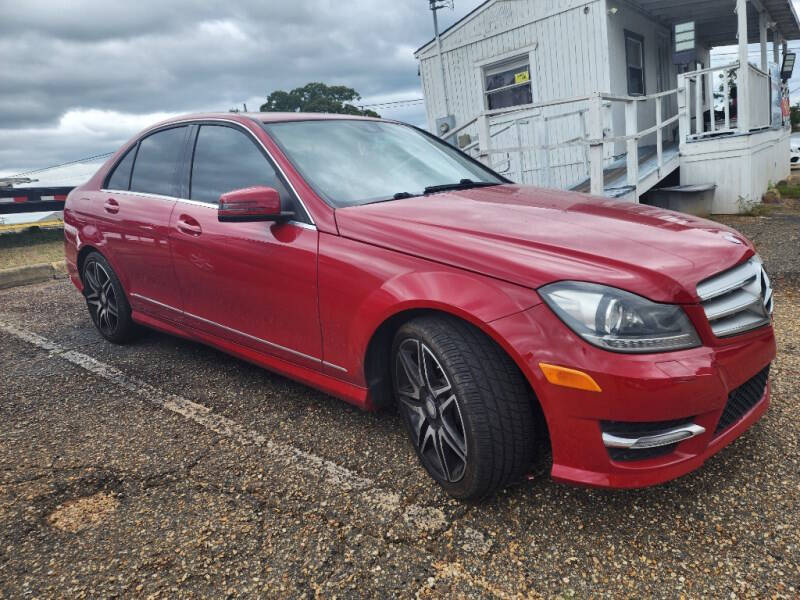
(259, 82, 380, 117)
(791, 102, 800, 131)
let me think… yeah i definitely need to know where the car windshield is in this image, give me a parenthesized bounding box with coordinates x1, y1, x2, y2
(262, 120, 503, 208)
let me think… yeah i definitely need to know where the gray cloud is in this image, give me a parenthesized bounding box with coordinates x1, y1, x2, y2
(0, 0, 482, 177)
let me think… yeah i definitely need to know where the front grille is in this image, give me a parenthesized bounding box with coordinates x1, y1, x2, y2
(696, 257, 773, 338)
(603, 417, 694, 462)
(714, 365, 770, 436)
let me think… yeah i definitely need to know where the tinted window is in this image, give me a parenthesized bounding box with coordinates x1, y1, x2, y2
(190, 125, 293, 208)
(107, 146, 136, 190)
(130, 127, 186, 196)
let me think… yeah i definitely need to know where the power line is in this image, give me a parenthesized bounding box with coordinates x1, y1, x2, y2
(358, 98, 425, 109)
(10, 151, 114, 178)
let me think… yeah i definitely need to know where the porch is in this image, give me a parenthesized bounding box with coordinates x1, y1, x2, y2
(454, 0, 799, 213)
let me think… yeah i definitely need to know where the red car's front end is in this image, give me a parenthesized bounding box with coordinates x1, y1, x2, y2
(336, 187, 776, 489)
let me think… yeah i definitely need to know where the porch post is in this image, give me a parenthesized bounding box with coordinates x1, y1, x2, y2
(737, 0, 751, 132)
(759, 12, 768, 72)
(774, 30, 781, 66)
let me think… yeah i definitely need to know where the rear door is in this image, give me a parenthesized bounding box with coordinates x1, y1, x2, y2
(168, 122, 322, 369)
(99, 126, 188, 322)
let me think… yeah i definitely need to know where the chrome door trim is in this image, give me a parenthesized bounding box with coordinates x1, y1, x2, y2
(130, 293, 347, 373)
(101, 188, 316, 231)
(130, 293, 183, 314)
(323, 361, 348, 373)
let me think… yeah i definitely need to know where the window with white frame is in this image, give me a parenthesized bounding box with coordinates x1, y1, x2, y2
(625, 31, 645, 96)
(483, 56, 533, 110)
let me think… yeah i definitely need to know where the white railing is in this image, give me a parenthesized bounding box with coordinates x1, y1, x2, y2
(466, 89, 681, 197)
(678, 61, 773, 141)
(747, 64, 772, 130)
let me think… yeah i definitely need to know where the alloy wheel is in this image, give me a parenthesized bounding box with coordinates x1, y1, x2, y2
(84, 261, 119, 336)
(395, 338, 468, 483)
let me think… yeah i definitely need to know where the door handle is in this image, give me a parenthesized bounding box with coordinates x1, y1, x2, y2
(177, 215, 202, 236)
(103, 198, 119, 214)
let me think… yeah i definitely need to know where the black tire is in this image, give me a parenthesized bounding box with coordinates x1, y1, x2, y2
(82, 252, 136, 344)
(391, 315, 537, 500)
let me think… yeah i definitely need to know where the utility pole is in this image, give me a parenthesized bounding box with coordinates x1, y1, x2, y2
(429, 0, 453, 119)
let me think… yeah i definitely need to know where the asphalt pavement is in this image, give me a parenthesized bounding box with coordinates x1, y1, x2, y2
(1, 212, 799, 597)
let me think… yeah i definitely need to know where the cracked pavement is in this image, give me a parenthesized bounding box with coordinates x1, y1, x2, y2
(1, 209, 799, 597)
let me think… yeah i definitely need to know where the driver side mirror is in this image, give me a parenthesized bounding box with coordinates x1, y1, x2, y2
(218, 186, 294, 223)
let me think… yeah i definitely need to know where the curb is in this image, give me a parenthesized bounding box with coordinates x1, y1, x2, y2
(0, 261, 68, 290)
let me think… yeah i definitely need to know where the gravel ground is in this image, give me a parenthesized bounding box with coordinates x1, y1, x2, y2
(1, 209, 799, 598)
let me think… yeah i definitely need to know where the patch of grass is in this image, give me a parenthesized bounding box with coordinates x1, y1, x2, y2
(776, 182, 800, 199)
(0, 227, 65, 270)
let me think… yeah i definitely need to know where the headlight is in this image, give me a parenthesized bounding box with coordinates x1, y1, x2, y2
(539, 281, 701, 353)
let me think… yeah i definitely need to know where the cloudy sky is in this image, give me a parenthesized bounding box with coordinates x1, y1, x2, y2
(2, 0, 800, 186)
(0, 0, 484, 184)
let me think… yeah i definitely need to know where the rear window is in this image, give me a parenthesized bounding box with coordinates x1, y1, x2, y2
(106, 146, 136, 191)
(130, 127, 187, 197)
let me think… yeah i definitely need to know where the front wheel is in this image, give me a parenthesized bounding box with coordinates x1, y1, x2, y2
(392, 316, 537, 500)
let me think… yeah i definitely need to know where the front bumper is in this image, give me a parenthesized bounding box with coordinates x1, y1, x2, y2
(489, 303, 776, 489)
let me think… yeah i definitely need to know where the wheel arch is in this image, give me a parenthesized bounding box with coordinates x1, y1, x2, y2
(363, 306, 549, 443)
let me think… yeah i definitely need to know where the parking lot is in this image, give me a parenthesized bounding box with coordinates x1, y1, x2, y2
(1, 209, 799, 598)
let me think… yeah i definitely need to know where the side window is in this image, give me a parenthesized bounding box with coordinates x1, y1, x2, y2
(190, 125, 298, 214)
(483, 56, 533, 110)
(625, 31, 645, 96)
(106, 146, 136, 190)
(130, 126, 187, 196)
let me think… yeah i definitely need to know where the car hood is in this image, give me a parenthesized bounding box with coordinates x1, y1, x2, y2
(335, 185, 754, 304)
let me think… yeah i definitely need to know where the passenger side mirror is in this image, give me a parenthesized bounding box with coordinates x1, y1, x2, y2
(218, 186, 294, 222)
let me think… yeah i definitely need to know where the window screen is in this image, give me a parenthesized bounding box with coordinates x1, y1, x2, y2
(484, 57, 533, 110)
(625, 32, 645, 96)
(130, 127, 187, 197)
(106, 146, 136, 191)
(190, 125, 293, 209)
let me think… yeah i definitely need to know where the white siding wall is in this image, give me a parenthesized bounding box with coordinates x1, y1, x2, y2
(416, 0, 610, 188)
(605, 7, 683, 151)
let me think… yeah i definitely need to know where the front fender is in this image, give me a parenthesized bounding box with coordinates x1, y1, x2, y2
(318, 234, 541, 387)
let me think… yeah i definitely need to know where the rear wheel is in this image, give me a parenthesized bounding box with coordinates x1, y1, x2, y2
(392, 316, 537, 500)
(82, 252, 135, 344)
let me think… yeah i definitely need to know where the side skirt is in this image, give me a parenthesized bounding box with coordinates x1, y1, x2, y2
(131, 310, 372, 410)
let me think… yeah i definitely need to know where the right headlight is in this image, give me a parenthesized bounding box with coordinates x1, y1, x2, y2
(539, 281, 701, 354)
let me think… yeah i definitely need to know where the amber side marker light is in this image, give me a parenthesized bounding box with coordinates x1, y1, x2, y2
(539, 363, 602, 392)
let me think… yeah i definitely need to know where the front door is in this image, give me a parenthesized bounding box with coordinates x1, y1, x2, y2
(168, 123, 322, 369)
(98, 126, 189, 323)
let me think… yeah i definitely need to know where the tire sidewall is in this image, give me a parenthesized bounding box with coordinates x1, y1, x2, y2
(391, 321, 483, 499)
(82, 252, 132, 343)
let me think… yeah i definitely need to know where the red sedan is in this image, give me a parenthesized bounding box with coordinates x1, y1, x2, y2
(64, 113, 775, 499)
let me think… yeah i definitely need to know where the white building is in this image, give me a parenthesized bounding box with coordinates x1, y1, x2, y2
(415, 0, 800, 213)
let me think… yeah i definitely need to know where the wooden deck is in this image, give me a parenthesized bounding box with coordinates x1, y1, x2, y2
(572, 141, 680, 198)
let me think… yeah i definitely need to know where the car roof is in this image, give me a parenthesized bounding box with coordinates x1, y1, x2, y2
(152, 112, 383, 127)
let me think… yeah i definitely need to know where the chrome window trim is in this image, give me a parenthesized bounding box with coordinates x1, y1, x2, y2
(148, 116, 315, 225)
(130, 293, 346, 373)
(100, 187, 316, 230)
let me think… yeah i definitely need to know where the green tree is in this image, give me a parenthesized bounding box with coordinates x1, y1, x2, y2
(259, 82, 380, 117)
(791, 102, 800, 131)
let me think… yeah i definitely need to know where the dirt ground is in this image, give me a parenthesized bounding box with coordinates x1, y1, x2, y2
(0, 205, 798, 598)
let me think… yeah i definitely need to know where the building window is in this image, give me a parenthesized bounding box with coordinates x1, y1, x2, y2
(625, 31, 645, 96)
(484, 56, 533, 110)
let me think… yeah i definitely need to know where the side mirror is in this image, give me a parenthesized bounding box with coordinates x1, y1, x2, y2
(218, 186, 294, 223)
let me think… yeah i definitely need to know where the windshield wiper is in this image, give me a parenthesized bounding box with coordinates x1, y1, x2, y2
(362, 191, 420, 205)
(423, 179, 500, 195)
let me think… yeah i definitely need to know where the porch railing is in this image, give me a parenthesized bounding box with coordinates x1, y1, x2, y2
(460, 88, 681, 197)
(677, 61, 773, 141)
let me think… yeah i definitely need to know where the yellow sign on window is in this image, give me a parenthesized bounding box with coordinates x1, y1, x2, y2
(515, 70, 530, 84)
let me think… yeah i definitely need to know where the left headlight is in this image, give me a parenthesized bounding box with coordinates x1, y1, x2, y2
(539, 281, 701, 353)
